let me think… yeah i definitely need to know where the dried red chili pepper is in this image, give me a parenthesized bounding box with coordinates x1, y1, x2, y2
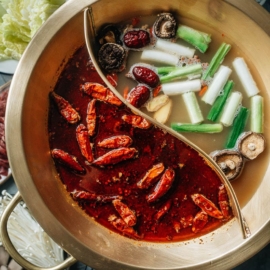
(76, 124, 94, 163)
(146, 168, 175, 203)
(93, 147, 138, 166)
(51, 149, 85, 174)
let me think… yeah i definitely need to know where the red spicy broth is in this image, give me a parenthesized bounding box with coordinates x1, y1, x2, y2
(48, 46, 232, 242)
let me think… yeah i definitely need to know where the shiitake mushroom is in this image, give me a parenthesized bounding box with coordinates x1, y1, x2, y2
(210, 132, 265, 181)
(98, 43, 126, 72)
(97, 24, 122, 46)
(153, 13, 177, 39)
(236, 131, 265, 160)
(210, 149, 244, 181)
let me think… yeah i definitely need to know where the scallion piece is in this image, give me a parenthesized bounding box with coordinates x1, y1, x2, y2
(207, 80, 234, 122)
(232, 57, 260, 97)
(159, 64, 203, 83)
(157, 66, 175, 75)
(171, 123, 223, 133)
(202, 43, 231, 80)
(202, 65, 232, 105)
(225, 106, 249, 149)
(161, 79, 201, 96)
(176, 25, 211, 53)
(250, 95, 264, 133)
(182, 92, 204, 124)
(155, 39, 195, 58)
(141, 49, 179, 66)
(220, 91, 243, 127)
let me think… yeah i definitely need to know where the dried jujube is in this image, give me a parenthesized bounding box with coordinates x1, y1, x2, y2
(126, 85, 151, 108)
(123, 29, 150, 49)
(129, 65, 160, 88)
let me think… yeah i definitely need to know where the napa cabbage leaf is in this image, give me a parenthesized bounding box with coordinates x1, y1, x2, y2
(0, 0, 65, 60)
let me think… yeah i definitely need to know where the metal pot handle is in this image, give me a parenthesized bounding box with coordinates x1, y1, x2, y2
(0, 191, 77, 270)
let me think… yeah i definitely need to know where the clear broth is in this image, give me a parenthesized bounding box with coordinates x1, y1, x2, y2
(114, 15, 269, 207)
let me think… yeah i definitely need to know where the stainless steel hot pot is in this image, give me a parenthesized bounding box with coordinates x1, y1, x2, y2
(2, 0, 270, 269)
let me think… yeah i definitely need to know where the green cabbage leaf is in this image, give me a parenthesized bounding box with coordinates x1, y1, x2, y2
(0, 0, 65, 60)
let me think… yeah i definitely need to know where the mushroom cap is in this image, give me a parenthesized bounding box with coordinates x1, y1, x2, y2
(236, 131, 265, 160)
(98, 43, 126, 72)
(97, 24, 122, 46)
(210, 149, 244, 181)
(153, 13, 177, 39)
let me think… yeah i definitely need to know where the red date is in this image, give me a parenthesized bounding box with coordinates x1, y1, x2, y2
(126, 85, 150, 108)
(132, 66, 160, 88)
(123, 29, 150, 49)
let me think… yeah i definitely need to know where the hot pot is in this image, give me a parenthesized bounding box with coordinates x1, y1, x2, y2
(2, 0, 270, 269)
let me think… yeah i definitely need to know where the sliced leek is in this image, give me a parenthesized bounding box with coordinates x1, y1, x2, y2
(162, 79, 201, 96)
(233, 57, 259, 97)
(250, 95, 264, 133)
(220, 91, 243, 127)
(182, 92, 204, 124)
(202, 65, 232, 105)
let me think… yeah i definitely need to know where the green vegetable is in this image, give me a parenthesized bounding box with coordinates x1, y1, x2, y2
(182, 92, 204, 124)
(220, 91, 242, 127)
(157, 66, 175, 75)
(176, 25, 211, 53)
(162, 79, 201, 96)
(202, 43, 231, 80)
(171, 123, 223, 133)
(207, 80, 234, 122)
(141, 49, 179, 66)
(233, 57, 260, 97)
(159, 64, 202, 83)
(201, 65, 232, 105)
(155, 39, 195, 58)
(250, 95, 264, 133)
(0, 0, 65, 60)
(225, 107, 249, 149)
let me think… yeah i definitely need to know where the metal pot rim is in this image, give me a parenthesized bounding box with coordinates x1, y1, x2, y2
(4, 0, 270, 269)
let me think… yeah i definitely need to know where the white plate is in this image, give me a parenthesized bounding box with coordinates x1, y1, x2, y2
(0, 60, 19, 75)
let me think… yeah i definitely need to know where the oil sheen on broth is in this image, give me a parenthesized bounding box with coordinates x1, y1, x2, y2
(48, 13, 266, 241)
